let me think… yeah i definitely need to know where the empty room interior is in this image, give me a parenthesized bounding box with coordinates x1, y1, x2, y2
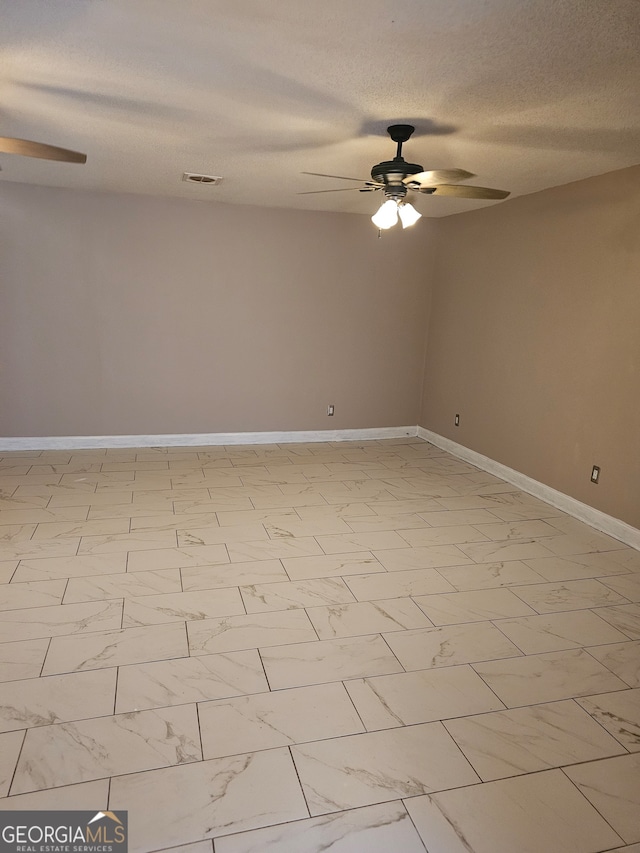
(1, 2, 640, 852)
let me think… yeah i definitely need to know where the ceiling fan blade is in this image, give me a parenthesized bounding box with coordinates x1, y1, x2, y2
(297, 186, 379, 195)
(302, 171, 375, 183)
(0, 136, 87, 163)
(429, 184, 510, 199)
(403, 169, 475, 187)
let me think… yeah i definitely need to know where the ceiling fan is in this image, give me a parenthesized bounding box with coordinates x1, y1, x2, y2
(300, 124, 509, 229)
(0, 136, 87, 170)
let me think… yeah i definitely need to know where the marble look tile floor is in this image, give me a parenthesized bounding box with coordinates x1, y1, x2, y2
(0, 438, 639, 852)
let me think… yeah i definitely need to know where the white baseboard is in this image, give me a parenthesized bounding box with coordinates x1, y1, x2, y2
(418, 427, 640, 551)
(0, 426, 418, 451)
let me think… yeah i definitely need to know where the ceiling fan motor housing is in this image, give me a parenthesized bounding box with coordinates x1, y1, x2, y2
(371, 124, 422, 199)
(371, 158, 423, 200)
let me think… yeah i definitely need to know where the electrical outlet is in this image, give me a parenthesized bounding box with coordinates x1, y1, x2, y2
(454, 414, 460, 427)
(327, 405, 335, 416)
(591, 465, 600, 484)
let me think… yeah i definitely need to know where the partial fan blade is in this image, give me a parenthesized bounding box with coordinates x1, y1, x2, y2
(296, 187, 382, 195)
(302, 171, 375, 183)
(0, 136, 87, 163)
(430, 184, 510, 199)
(403, 169, 474, 187)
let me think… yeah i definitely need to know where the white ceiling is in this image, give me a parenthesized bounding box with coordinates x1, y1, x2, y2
(1, 0, 639, 218)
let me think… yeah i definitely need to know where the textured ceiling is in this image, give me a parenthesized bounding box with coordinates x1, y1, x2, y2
(1, 0, 639, 217)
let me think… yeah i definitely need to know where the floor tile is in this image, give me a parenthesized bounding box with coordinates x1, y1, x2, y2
(63, 569, 182, 602)
(314, 531, 410, 554)
(240, 577, 355, 612)
(524, 554, 635, 582)
(127, 545, 229, 572)
(588, 641, 640, 687)
(261, 635, 404, 689)
(0, 779, 109, 811)
(601, 573, 640, 602)
(374, 545, 472, 571)
(12, 553, 127, 582)
(116, 650, 269, 712)
(383, 622, 523, 670)
(0, 731, 25, 796)
(282, 553, 384, 580)
(187, 609, 317, 655)
(435, 559, 545, 590)
(215, 508, 301, 527)
(177, 523, 268, 547)
(413, 588, 536, 624)
(12, 704, 202, 794)
(181, 559, 289, 591)
(172, 497, 253, 514)
(445, 699, 624, 780)
(123, 587, 245, 627)
(0, 523, 38, 543)
(511, 578, 630, 612)
(32, 518, 130, 540)
(291, 722, 479, 815)
(474, 648, 628, 706)
(130, 511, 223, 532)
(109, 749, 308, 852)
(227, 537, 323, 562)
(0, 579, 66, 611)
(264, 518, 354, 539)
(598, 549, 640, 571)
(0, 507, 88, 525)
(43, 622, 189, 675)
(457, 540, 554, 563)
(399, 525, 490, 547)
(344, 512, 432, 532)
(306, 597, 432, 639)
(77, 530, 177, 555)
(404, 769, 622, 852)
(199, 682, 364, 758)
(471, 519, 561, 541)
(0, 638, 49, 682)
(417, 509, 503, 527)
(153, 843, 213, 853)
(345, 665, 504, 729)
(0, 668, 116, 732)
(496, 610, 630, 654)
(541, 531, 628, 556)
(214, 801, 426, 853)
(0, 537, 80, 561)
(0, 561, 17, 583)
(578, 688, 640, 752)
(0, 600, 122, 643)
(345, 567, 455, 600)
(565, 753, 640, 843)
(596, 604, 640, 639)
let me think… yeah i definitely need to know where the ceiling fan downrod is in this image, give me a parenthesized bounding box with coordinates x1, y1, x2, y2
(370, 125, 423, 189)
(387, 124, 416, 160)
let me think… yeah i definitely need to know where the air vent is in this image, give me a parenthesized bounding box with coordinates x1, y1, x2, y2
(182, 173, 223, 185)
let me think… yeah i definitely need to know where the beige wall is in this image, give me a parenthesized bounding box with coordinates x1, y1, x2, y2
(421, 165, 640, 528)
(3, 170, 639, 529)
(0, 183, 434, 436)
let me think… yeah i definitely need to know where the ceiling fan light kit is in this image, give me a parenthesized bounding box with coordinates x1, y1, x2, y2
(301, 124, 510, 230)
